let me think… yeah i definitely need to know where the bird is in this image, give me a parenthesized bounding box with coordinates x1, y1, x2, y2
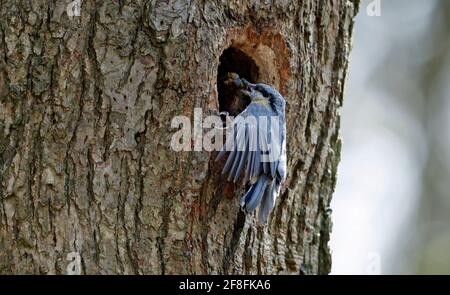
(216, 73, 287, 224)
(218, 72, 251, 116)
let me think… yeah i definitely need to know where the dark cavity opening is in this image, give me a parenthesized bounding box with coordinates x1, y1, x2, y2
(217, 47, 259, 116)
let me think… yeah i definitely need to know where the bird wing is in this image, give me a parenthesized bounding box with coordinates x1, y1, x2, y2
(216, 101, 283, 184)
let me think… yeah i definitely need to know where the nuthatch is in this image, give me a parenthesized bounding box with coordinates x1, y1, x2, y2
(216, 73, 287, 224)
(218, 72, 251, 116)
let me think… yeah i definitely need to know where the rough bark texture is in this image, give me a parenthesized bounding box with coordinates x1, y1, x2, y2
(0, 0, 358, 274)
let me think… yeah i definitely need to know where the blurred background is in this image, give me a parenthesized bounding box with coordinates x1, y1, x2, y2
(331, 0, 450, 274)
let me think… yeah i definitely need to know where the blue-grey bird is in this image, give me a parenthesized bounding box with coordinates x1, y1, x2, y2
(216, 75, 287, 224)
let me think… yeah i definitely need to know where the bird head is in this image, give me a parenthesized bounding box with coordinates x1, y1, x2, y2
(223, 72, 244, 88)
(239, 79, 286, 112)
(221, 73, 286, 114)
(219, 72, 252, 116)
(239, 79, 265, 101)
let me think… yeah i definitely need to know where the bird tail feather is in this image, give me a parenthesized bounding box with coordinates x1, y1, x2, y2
(258, 179, 280, 224)
(240, 175, 270, 214)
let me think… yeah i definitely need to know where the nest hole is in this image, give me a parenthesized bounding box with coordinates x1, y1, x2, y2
(217, 47, 259, 116)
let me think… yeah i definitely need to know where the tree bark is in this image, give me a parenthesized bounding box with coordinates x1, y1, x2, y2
(0, 0, 358, 274)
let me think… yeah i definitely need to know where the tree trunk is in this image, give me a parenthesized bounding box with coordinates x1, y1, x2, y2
(0, 0, 358, 274)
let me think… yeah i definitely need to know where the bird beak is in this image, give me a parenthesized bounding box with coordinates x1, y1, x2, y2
(239, 78, 258, 100)
(241, 78, 256, 90)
